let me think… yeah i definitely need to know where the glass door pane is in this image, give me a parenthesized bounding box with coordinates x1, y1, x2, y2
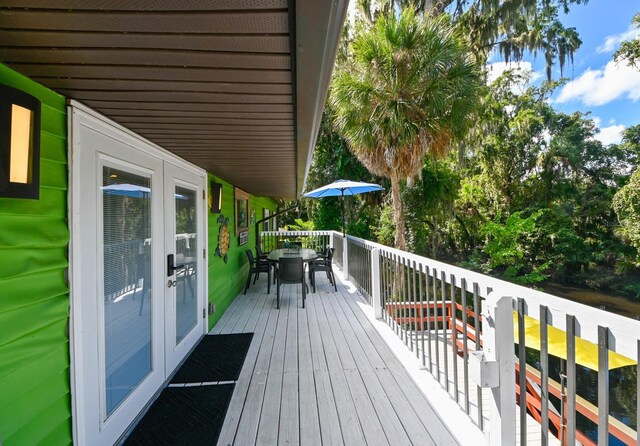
(174, 186, 198, 344)
(102, 166, 153, 417)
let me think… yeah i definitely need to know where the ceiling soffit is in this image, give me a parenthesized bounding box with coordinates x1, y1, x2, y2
(0, 0, 348, 197)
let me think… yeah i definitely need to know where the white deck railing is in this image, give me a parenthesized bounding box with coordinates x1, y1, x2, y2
(260, 230, 640, 445)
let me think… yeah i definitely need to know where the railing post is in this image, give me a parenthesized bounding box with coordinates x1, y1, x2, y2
(371, 248, 382, 319)
(342, 235, 349, 279)
(482, 292, 516, 446)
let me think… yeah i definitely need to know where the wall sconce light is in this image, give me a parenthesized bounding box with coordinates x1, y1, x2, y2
(210, 181, 222, 213)
(0, 84, 41, 199)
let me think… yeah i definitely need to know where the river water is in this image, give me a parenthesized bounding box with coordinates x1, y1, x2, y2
(541, 282, 640, 320)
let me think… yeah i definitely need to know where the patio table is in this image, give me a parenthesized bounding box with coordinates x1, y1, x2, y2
(267, 248, 318, 263)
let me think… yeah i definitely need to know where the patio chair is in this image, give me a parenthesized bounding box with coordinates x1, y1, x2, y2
(309, 247, 337, 292)
(276, 257, 307, 309)
(255, 244, 276, 283)
(244, 249, 271, 295)
(255, 243, 268, 260)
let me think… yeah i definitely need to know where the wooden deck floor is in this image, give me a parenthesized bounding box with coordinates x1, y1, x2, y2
(213, 273, 458, 446)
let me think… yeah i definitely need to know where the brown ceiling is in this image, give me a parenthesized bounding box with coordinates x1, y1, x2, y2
(0, 0, 347, 198)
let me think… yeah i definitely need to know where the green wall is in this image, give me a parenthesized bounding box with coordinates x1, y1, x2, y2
(0, 63, 277, 444)
(207, 174, 276, 330)
(0, 65, 72, 445)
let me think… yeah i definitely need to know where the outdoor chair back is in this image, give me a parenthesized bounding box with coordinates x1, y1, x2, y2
(256, 244, 267, 259)
(278, 256, 304, 282)
(246, 248, 256, 265)
(310, 248, 336, 292)
(326, 247, 335, 263)
(244, 249, 271, 295)
(276, 256, 306, 309)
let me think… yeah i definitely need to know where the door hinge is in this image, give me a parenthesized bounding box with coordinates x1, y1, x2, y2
(203, 308, 206, 319)
(202, 190, 205, 200)
(203, 248, 206, 259)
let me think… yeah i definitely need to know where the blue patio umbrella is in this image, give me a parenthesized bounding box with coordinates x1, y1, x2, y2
(303, 179, 384, 237)
(101, 183, 151, 197)
(101, 183, 188, 200)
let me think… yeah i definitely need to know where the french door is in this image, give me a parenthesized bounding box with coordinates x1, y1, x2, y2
(70, 106, 206, 446)
(163, 164, 204, 373)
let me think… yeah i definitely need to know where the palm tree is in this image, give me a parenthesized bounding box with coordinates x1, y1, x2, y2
(330, 8, 482, 250)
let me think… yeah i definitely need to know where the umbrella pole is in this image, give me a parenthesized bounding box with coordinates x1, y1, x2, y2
(341, 190, 345, 237)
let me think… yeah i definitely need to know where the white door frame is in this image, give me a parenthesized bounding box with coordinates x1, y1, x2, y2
(163, 163, 207, 374)
(68, 102, 208, 446)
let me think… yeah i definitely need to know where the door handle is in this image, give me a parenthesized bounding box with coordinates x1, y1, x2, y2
(167, 254, 185, 276)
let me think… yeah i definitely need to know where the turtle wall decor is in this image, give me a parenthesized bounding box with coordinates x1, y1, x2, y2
(215, 214, 231, 263)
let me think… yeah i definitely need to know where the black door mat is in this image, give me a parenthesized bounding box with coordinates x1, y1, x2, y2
(170, 333, 254, 384)
(124, 384, 234, 446)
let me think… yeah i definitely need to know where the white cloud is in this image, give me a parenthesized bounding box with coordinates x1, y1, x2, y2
(591, 117, 625, 146)
(595, 124, 625, 145)
(597, 26, 640, 54)
(555, 59, 640, 106)
(486, 61, 542, 85)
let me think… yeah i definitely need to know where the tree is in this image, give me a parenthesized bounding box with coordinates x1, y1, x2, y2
(614, 13, 640, 68)
(356, 0, 585, 80)
(403, 157, 462, 258)
(611, 11, 640, 262)
(331, 9, 482, 250)
(613, 169, 640, 261)
(450, 69, 632, 283)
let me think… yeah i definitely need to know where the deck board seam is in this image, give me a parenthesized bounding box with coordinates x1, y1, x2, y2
(334, 285, 452, 445)
(219, 283, 279, 445)
(320, 291, 395, 446)
(331, 287, 432, 445)
(215, 284, 272, 445)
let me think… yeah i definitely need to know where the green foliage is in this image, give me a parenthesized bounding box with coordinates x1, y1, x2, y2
(504, 263, 551, 285)
(613, 168, 640, 261)
(310, 197, 343, 231)
(404, 157, 463, 258)
(275, 199, 303, 229)
(346, 203, 380, 240)
(613, 124, 640, 172)
(529, 208, 588, 280)
(286, 218, 315, 231)
(623, 284, 640, 300)
(454, 70, 631, 283)
(374, 203, 396, 247)
(482, 211, 542, 268)
(478, 210, 584, 284)
(614, 13, 640, 68)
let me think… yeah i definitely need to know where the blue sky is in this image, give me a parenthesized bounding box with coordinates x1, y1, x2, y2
(490, 0, 639, 145)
